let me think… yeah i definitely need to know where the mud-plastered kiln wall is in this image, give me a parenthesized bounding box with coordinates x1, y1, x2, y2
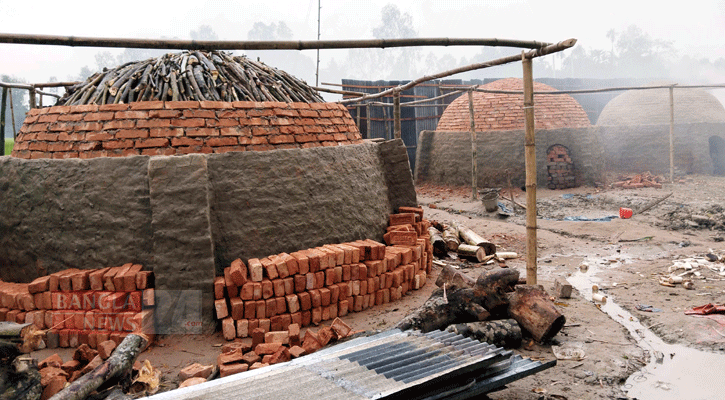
(415, 128, 605, 188)
(0, 139, 416, 330)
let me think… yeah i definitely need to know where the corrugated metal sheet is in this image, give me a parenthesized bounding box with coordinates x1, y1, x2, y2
(148, 329, 555, 400)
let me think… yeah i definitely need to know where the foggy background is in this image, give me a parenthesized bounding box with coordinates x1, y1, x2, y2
(2, 0, 725, 132)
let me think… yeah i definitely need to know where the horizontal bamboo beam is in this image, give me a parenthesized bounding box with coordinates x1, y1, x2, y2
(0, 81, 62, 98)
(439, 83, 725, 95)
(339, 38, 577, 105)
(0, 33, 552, 51)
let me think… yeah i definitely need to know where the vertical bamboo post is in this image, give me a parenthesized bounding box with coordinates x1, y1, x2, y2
(1, 88, 6, 155)
(468, 88, 477, 200)
(355, 104, 361, 131)
(669, 86, 675, 183)
(28, 87, 36, 109)
(393, 90, 401, 139)
(366, 103, 371, 139)
(9, 88, 16, 138)
(522, 53, 537, 285)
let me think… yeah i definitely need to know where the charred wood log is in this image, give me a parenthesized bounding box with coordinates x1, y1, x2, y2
(445, 319, 522, 348)
(0, 356, 42, 400)
(396, 268, 519, 332)
(428, 227, 447, 257)
(507, 285, 565, 343)
(435, 263, 476, 290)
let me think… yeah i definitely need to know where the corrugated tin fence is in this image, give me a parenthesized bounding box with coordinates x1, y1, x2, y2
(342, 79, 492, 172)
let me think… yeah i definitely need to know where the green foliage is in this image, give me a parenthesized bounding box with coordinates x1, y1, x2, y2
(4, 139, 13, 155)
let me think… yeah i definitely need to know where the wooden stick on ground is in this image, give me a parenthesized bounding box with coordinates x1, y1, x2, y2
(634, 192, 673, 215)
(50, 333, 149, 400)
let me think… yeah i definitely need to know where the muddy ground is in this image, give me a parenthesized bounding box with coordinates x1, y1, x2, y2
(32, 174, 725, 399)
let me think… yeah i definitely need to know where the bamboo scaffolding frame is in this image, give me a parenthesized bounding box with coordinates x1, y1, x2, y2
(338, 39, 576, 105)
(0, 33, 552, 51)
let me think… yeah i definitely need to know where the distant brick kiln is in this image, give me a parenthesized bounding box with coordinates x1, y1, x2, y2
(415, 78, 604, 189)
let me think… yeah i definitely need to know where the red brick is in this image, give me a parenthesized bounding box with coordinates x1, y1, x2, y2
(135, 270, 153, 290)
(97, 340, 116, 360)
(261, 280, 274, 299)
(272, 279, 285, 298)
(214, 277, 225, 300)
(148, 109, 182, 118)
(254, 342, 284, 355)
(130, 101, 164, 110)
(116, 129, 149, 139)
(28, 276, 50, 294)
(222, 317, 236, 340)
(207, 137, 239, 147)
(293, 274, 306, 293)
(171, 137, 203, 147)
(135, 138, 169, 148)
(215, 299, 229, 319)
(264, 298, 277, 318)
(236, 319, 249, 338)
(171, 118, 205, 128)
(84, 112, 115, 121)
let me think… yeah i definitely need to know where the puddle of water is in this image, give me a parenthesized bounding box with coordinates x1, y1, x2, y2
(568, 261, 725, 400)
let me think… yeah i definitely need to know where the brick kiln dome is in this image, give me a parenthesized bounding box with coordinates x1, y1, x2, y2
(436, 78, 591, 132)
(596, 83, 725, 126)
(12, 51, 362, 159)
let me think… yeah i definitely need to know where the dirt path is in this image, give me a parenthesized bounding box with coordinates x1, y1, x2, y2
(415, 175, 725, 399)
(30, 175, 725, 399)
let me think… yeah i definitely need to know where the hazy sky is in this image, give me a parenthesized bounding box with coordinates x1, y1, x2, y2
(1, 0, 724, 85)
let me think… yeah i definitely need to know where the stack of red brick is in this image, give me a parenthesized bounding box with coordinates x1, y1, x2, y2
(611, 172, 664, 189)
(37, 341, 119, 399)
(0, 263, 155, 350)
(214, 206, 433, 341)
(547, 144, 576, 189)
(216, 317, 353, 377)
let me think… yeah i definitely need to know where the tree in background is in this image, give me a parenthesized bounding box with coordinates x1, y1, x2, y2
(245, 21, 316, 85)
(344, 4, 419, 80)
(1, 75, 29, 141)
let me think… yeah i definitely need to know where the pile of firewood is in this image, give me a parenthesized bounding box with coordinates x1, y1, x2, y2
(57, 50, 324, 106)
(611, 172, 664, 189)
(395, 264, 566, 346)
(427, 221, 498, 262)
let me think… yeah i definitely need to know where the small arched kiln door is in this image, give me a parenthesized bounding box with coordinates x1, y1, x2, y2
(547, 144, 576, 189)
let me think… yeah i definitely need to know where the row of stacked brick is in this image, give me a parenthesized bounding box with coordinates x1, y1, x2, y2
(0, 263, 155, 350)
(214, 206, 433, 340)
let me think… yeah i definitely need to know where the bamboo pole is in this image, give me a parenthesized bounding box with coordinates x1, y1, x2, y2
(1, 88, 6, 156)
(669, 85, 675, 183)
(9, 88, 16, 138)
(522, 52, 537, 285)
(468, 89, 477, 200)
(355, 104, 361, 131)
(0, 33, 552, 51)
(366, 103, 371, 139)
(393, 90, 401, 139)
(28, 86, 36, 109)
